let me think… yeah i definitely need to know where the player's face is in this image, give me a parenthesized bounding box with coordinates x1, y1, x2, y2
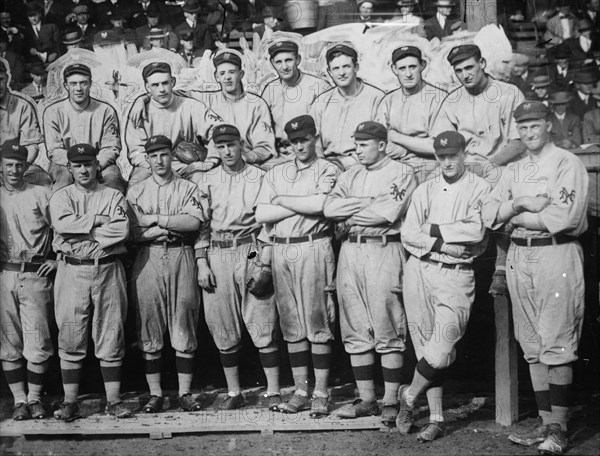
(328, 55, 358, 89)
(145, 72, 174, 105)
(355, 139, 386, 166)
(0, 73, 8, 102)
(1, 158, 27, 188)
(28, 13, 41, 26)
(215, 139, 243, 168)
(517, 119, 551, 152)
(271, 52, 300, 82)
(453, 57, 486, 89)
(215, 63, 243, 94)
(68, 160, 99, 188)
(290, 134, 317, 163)
(65, 74, 91, 105)
(436, 151, 465, 180)
(552, 103, 567, 115)
(147, 148, 172, 177)
(392, 56, 423, 90)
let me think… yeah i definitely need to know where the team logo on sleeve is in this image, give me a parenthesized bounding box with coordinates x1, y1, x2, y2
(116, 206, 127, 218)
(559, 187, 575, 205)
(263, 121, 272, 133)
(190, 196, 201, 209)
(390, 183, 406, 202)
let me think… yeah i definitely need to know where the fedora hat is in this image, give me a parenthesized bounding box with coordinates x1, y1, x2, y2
(182, 0, 201, 13)
(548, 91, 573, 104)
(62, 28, 83, 45)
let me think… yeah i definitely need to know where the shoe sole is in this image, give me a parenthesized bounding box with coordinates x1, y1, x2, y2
(508, 435, 545, 446)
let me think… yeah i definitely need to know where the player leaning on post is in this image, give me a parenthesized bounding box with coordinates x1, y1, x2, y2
(126, 135, 205, 414)
(398, 131, 490, 441)
(255, 115, 340, 417)
(49, 144, 132, 421)
(483, 101, 588, 456)
(323, 121, 416, 425)
(194, 125, 281, 411)
(0, 140, 55, 421)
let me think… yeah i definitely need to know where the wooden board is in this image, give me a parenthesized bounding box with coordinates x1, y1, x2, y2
(494, 295, 519, 426)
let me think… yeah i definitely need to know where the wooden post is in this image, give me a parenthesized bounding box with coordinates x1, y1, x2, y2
(494, 295, 519, 426)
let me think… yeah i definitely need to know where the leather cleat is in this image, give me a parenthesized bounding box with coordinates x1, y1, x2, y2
(537, 423, 568, 455)
(396, 385, 415, 434)
(143, 395, 164, 413)
(380, 403, 399, 426)
(417, 421, 445, 442)
(220, 393, 245, 411)
(336, 399, 380, 419)
(105, 401, 133, 418)
(53, 401, 81, 422)
(28, 400, 45, 419)
(309, 395, 330, 418)
(489, 270, 508, 296)
(13, 402, 30, 421)
(261, 393, 282, 411)
(277, 392, 310, 413)
(508, 422, 549, 446)
(179, 393, 203, 411)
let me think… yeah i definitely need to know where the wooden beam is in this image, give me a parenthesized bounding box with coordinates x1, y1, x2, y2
(494, 295, 519, 426)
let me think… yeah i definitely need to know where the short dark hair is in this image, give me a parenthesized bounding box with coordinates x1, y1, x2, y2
(327, 51, 357, 68)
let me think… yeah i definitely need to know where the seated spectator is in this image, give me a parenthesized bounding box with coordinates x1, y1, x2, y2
(387, 0, 425, 36)
(41, 0, 70, 26)
(317, 0, 358, 31)
(0, 30, 25, 90)
(509, 53, 533, 96)
(543, 0, 579, 45)
(0, 10, 24, 54)
(569, 70, 598, 119)
(178, 30, 203, 67)
(356, 1, 380, 23)
(561, 19, 595, 68)
(135, 4, 178, 52)
(20, 61, 46, 102)
(130, 0, 168, 30)
(61, 28, 84, 53)
(146, 27, 169, 50)
(253, 6, 287, 38)
(424, 0, 465, 41)
(549, 90, 583, 148)
(582, 80, 600, 144)
(549, 45, 575, 89)
(94, 0, 135, 30)
(174, 0, 214, 54)
(71, 4, 97, 51)
(23, 2, 59, 65)
(530, 74, 552, 104)
(109, 10, 137, 47)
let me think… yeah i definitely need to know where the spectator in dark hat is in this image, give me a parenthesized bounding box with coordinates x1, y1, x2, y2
(544, 0, 579, 45)
(549, 45, 575, 89)
(23, 2, 59, 64)
(531, 74, 553, 104)
(569, 70, 598, 119)
(0, 10, 25, 54)
(178, 30, 203, 67)
(20, 61, 46, 102)
(108, 9, 137, 46)
(130, 0, 167, 29)
(61, 27, 83, 53)
(174, 0, 214, 54)
(135, 4, 178, 51)
(548, 90, 582, 148)
(71, 4, 97, 51)
(0, 31, 25, 89)
(561, 18, 596, 68)
(582, 78, 600, 144)
(252, 5, 287, 38)
(94, 1, 135, 31)
(424, 0, 465, 41)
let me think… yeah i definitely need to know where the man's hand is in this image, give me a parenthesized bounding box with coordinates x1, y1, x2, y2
(36, 260, 57, 277)
(514, 196, 550, 214)
(129, 94, 151, 128)
(94, 215, 111, 227)
(197, 260, 216, 290)
(441, 243, 473, 259)
(138, 214, 158, 228)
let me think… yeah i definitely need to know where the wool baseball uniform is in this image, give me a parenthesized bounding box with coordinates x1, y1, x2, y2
(193, 163, 277, 352)
(0, 182, 54, 364)
(324, 157, 416, 354)
(256, 158, 340, 343)
(126, 173, 204, 354)
(50, 182, 129, 362)
(483, 143, 588, 365)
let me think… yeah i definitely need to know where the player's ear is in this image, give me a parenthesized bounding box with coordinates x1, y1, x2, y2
(420, 59, 427, 70)
(480, 58, 487, 70)
(546, 119, 553, 133)
(67, 162, 72, 174)
(171, 76, 176, 86)
(240, 69, 245, 79)
(391, 63, 398, 76)
(296, 54, 302, 66)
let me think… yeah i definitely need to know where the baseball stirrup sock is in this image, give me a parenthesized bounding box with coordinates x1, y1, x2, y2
(288, 342, 310, 393)
(2, 359, 27, 404)
(350, 351, 376, 403)
(220, 350, 241, 394)
(27, 360, 49, 403)
(407, 358, 439, 407)
(100, 360, 123, 404)
(529, 362, 551, 424)
(549, 364, 573, 432)
(175, 353, 195, 396)
(312, 343, 332, 396)
(382, 352, 403, 404)
(60, 359, 83, 403)
(259, 348, 280, 395)
(426, 386, 444, 423)
(144, 353, 162, 397)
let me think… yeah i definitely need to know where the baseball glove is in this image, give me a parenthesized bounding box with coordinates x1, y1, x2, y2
(245, 262, 274, 298)
(173, 141, 207, 164)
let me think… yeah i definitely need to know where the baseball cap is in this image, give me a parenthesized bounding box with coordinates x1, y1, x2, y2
(392, 45, 422, 64)
(447, 44, 481, 66)
(212, 124, 241, 143)
(268, 40, 299, 58)
(433, 131, 466, 155)
(144, 135, 173, 153)
(513, 101, 550, 122)
(326, 43, 358, 63)
(142, 61, 171, 80)
(67, 144, 98, 163)
(353, 121, 387, 141)
(94, 30, 121, 47)
(213, 50, 242, 68)
(63, 63, 92, 79)
(284, 115, 316, 141)
(0, 140, 28, 161)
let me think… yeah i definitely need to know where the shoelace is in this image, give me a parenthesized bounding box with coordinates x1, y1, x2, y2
(399, 409, 413, 423)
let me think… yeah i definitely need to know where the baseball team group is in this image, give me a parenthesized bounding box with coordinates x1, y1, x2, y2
(0, 24, 594, 456)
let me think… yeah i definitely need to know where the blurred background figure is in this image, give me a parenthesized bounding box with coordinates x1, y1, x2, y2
(560, 19, 595, 69)
(71, 4, 97, 50)
(174, 0, 214, 54)
(317, 0, 357, 31)
(548, 90, 582, 149)
(1, 10, 25, 55)
(424, 0, 464, 41)
(0, 31, 25, 90)
(177, 30, 203, 66)
(549, 46, 574, 89)
(135, 4, 178, 52)
(582, 79, 600, 144)
(544, 0, 579, 45)
(530, 74, 552, 104)
(20, 61, 47, 102)
(61, 27, 84, 53)
(569, 70, 598, 119)
(24, 2, 60, 65)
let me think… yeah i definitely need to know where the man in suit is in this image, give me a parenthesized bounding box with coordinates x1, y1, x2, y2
(0, 32, 25, 90)
(568, 70, 598, 119)
(174, 0, 213, 54)
(41, 0, 69, 26)
(549, 46, 575, 89)
(544, 1, 579, 45)
(561, 19, 595, 68)
(72, 4, 97, 51)
(1, 10, 25, 55)
(178, 30, 203, 67)
(135, 4, 177, 52)
(356, 1, 381, 23)
(129, 0, 167, 29)
(509, 53, 534, 97)
(582, 80, 600, 144)
(548, 91, 583, 148)
(94, 0, 136, 31)
(23, 2, 59, 65)
(424, 0, 465, 41)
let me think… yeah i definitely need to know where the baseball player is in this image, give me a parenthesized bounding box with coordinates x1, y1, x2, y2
(397, 131, 490, 441)
(431, 44, 526, 295)
(194, 125, 280, 411)
(50, 143, 132, 421)
(43, 63, 125, 194)
(124, 61, 223, 185)
(323, 121, 416, 425)
(260, 40, 331, 154)
(0, 140, 55, 420)
(126, 135, 205, 413)
(0, 59, 52, 188)
(483, 101, 588, 456)
(255, 115, 340, 417)
(376, 46, 447, 184)
(309, 43, 384, 170)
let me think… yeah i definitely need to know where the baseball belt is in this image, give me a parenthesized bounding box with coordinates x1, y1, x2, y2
(0, 261, 43, 273)
(270, 231, 330, 244)
(345, 233, 401, 244)
(62, 255, 118, 266)
(141, 241, 194, 249)
(211, 232, 259, 249)
(510, 235, 576, 247)
(423, 256, 473, 271)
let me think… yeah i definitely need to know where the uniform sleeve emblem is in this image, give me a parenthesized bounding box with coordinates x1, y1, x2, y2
(190, 196, 201, 209)
(559, 187, 575, 205)
(116, 206, 127, 218)
(390, 183, 406, 202)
